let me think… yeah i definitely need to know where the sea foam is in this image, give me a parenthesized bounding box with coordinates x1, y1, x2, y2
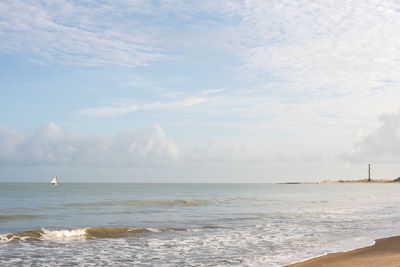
(0, 227, 178, 242)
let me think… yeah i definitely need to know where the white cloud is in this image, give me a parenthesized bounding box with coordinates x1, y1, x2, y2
(0, 122, 326, 167)
(1, 122, 380, 181)
(182, 140, 292, 163)
(200, 88, 226, 95)
(0, 0, 237, 67)
(345, 111, 400, 162)
(0, 0, 164, 66)
(4, 0, 400, 91)
(142, 97, 207, 110)
(198, 0, 400, 147)
(229, 1, 400, 94)
(78, 97, 207, 117)
(78, 99, 139, 117)
(0, 122, 179, 166)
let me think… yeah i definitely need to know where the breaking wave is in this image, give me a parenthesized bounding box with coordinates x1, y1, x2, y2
(63, 197, 262, 208)
(0, 227, 185, 242)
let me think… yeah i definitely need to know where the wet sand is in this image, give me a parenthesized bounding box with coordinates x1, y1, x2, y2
(286, 236, 400, 267)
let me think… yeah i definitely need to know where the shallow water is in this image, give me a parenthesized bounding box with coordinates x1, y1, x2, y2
(1, 183, 400, 266)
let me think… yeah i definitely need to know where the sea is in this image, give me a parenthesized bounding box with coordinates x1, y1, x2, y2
(1, 183, 400, 266)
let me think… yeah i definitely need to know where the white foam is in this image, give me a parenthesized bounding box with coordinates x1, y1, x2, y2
(144, 228, 162, 232)
(0, 233, 37, 242)
(0, 233, 15, 242)
(40, 228, 87, 241)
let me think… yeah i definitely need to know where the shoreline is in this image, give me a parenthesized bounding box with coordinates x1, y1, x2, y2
(285, 235, 400, 267)
(281, 178, 400, 184)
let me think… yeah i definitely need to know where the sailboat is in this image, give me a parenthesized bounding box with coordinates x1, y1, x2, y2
(51, 176, 58, 186)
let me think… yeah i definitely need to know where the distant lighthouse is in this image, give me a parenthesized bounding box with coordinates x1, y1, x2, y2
(368, 164, 371, 182)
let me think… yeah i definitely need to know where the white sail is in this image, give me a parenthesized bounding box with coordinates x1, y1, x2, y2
(51, 176, 58, 185)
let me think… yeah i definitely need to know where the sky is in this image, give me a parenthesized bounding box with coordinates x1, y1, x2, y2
(1, 0, 400, 182)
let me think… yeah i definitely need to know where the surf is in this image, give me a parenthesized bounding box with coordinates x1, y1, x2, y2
(0, 227, 186, 242)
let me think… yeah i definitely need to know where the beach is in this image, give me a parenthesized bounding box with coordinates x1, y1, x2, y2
(287, 236, 400, 267)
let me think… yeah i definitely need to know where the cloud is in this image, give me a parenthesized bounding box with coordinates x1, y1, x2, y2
(182, 140, 289, 163)
(0, 0, 164, 66)
(228, 1, 400, 94)
(0, 122, 179, 166)
(62, 0, 400, 137)
(77, 97, 207, 117)
(0, 122, 327, 168)
(77, 99, 139, 117)
(200, 88, 225, 95)
(344, 111, 400, 162)
(0, 0, 236, 67)
(142, 97, 207, 110)
(4, 0, 399, 89)
(2, 122, 366, 182)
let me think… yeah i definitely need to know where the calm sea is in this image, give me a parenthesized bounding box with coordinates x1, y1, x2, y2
(1, 183, 400, 266)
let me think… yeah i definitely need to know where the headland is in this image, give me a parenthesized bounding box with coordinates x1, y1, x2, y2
(283, 177, 400, 184)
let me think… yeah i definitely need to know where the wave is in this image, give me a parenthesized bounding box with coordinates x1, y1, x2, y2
(63, 197, 263, 208)
(0, 214, 42, 220)
(0, 227, 186, 242)
(64, 199, 215, 207)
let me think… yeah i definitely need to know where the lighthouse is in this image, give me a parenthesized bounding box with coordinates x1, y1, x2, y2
(368, 164, 371, 182)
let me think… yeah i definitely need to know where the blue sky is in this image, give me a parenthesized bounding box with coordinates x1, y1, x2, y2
(1, 0, 400, 182)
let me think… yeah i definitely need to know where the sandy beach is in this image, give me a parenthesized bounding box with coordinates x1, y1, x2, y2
(286, 236, 400, 267)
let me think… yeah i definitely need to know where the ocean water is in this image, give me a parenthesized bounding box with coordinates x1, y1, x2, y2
(1, 183, 400, 266)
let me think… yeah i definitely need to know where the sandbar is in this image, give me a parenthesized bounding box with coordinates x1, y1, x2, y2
(285, 236, 400, 267)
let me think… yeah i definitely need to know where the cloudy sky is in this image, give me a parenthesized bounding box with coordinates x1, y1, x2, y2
(1, 0, 400, 182)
